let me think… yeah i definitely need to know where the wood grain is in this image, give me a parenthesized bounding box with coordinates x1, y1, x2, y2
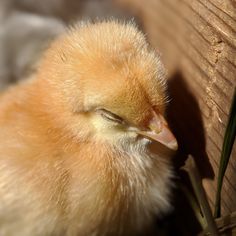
(119, 0, 236, 216)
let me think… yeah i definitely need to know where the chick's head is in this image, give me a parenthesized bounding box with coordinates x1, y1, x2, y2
(38, 21, 177, 150)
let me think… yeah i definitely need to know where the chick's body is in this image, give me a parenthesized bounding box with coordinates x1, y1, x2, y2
(0, 21, 175, 236)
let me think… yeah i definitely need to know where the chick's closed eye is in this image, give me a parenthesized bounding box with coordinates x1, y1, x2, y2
(95, 108, 126, 125)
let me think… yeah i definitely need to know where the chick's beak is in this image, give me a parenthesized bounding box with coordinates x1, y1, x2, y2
(137, 111, 178, 151)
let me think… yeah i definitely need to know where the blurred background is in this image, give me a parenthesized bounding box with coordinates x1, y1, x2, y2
(0, 0, 235, 235)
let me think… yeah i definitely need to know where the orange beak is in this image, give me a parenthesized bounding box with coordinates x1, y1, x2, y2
(137, 111, 178, 151)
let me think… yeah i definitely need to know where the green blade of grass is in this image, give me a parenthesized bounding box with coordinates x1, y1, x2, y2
(214, 88, 236, 218)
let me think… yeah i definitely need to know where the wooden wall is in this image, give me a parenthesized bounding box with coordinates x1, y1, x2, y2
(119, 0, 236, 216)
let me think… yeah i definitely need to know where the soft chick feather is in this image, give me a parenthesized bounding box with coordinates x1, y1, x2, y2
(0, 21, 177, 236)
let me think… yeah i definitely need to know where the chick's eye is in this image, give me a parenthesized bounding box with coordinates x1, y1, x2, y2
(97, 109, 124, 124)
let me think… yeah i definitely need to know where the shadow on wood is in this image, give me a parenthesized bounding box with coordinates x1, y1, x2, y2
(166, 71, 214, 180)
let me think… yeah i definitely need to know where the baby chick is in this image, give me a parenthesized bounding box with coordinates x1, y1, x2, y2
(0, 21, 177, 236)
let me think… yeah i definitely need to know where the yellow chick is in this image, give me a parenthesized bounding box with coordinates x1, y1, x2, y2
(0, 21, 177, 236)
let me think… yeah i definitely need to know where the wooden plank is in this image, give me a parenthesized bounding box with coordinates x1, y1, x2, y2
(223, 44, 236, 66)
(209, 0, 236, 20)
(216, 57, 236, 86)
(182, 0, 236, 46)
(198, 0, 236, 32)
(121, 0, 236, 216)
(216, 211, 236, 234)
(164, 0, 222, 45)
(215, 72, 235, 99)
